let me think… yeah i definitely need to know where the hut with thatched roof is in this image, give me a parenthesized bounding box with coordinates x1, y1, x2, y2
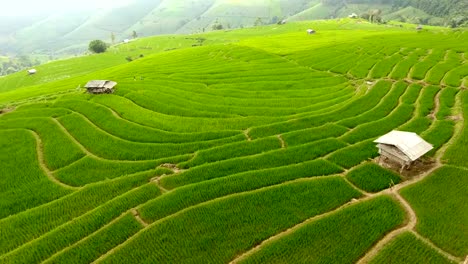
(85, 80, 117, 94)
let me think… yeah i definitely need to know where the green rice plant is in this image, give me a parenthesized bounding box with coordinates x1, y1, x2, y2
(0, 130, 72, 219)
(239, 196, 405, 264)
(369, 232, 456, 264)
(57, 113, 245, 160)
(346, 163, 402, 193)
(53, 99, 241, 143)
(349, 55, 380, 78)
(411, 49, 445, 80)
(399, 117, 432, 134)
(444, 63, 468, 87)
(401, 83, 423, 104)
(0, 118, 85, 170)
(179, 137, 281, 169)
(370, 53, 404, 78)
(100, 177, 362, 264)
(281, 123, 349, 146)
(436, 87, 459, 120)
(54, 157, 175, 186)
(43, 213, 143, 264)
(0, 170, 160, 255)
(0, 184, 160, 263)
(127, 86, 352, 117)
(0, 108, 71, 120)
(92, 95, 284, 132)
(390, 53, 419, 80)
(422, 120, 455, 156)
(249, 80, 392, 139)
(161, 138, 347, 189)
(338, 81, 406, 128)
(327, 139, 378, 169)
(427, 51, 463, 85)
(418, 85, 440, 117)
(400, 166, 468, 257)
(341, 103, 415, 144)
(444, 91, 468, 167)
(141, 159, 342, 223)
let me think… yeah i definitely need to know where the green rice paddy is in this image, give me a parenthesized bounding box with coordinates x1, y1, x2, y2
(0, 19, 466, 263)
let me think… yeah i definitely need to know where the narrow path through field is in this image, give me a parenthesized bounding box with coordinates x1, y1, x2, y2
(29, 130, 80, 190)
(277, 135, 286, 149)
(151, 174, 170, 194)
(429, 89, 441, 120)
(244, 128, 252, 141)
(229, 192, 383, 264)
(132, 209, 149, 227)
(93, 176, 339, 263)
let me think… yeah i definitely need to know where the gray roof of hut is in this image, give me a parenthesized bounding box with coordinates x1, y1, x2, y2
(85, 80, 117, 89)
(374, 130, 433, 161)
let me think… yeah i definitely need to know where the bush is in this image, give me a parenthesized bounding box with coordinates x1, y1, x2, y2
(88, 40, 108, 53)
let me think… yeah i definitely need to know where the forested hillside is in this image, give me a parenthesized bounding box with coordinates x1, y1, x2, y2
(0, 0, 466, 60)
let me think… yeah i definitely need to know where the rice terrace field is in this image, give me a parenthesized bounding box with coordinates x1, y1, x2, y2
(0, 19, 467, 263)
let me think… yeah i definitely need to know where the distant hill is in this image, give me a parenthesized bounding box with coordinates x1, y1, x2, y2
(0, 0, 466, 57)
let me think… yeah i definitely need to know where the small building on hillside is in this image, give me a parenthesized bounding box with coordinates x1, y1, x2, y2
(374, 131, 433, 172)
(349, 13, 358, 19)
(85, 80, 117, 94)
(27, 69, 37, 75)
(416, 24, 423, 31)
(307, 29, 316, 34)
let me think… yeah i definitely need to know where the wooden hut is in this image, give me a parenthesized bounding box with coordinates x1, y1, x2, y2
(416, 24, 423, 31)
(85, 80, 117, 94)
(27, 69, 37, 75)
(307, 29, 316, 34)
(374, 131, 433, 172)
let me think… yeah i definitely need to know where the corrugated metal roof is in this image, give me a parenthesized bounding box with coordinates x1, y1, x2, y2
(374, 130, 433, 161)
(85, 80, 117, 89)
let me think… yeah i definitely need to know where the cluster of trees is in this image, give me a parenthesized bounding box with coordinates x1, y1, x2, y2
(0, 55, 40, 76)
(321, 0, 467, 27)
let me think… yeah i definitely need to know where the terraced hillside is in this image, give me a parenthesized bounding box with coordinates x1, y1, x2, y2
(0, 20, 467, 263)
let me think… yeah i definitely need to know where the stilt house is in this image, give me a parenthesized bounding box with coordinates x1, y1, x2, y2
(374, 131, 433, 172)
(85, 80, 117, 94)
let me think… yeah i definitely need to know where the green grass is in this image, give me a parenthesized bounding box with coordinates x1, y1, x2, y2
(100, 177, 362, 263)
(240, 196, 405, 264)
(43, 213, 143, 264)
(161, 138, 347, 189)
(346, 163, 402, 193)
(444, 91, 468, 167)
(141, 159, 342, 223)
(369, 232, 456, 264)
(400, 166, 468, 257)
(0, 130, 72, 218)
(0, 170, 161, 255)
(0, 20, 467, 262)
(0, 184, 161, 263)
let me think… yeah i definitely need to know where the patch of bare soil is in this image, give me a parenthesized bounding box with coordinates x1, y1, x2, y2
(447, 115, 463, 121)
(0, 107, 15, 115)
(375, 157, 437, 179)
(159, 163, 184, 174)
